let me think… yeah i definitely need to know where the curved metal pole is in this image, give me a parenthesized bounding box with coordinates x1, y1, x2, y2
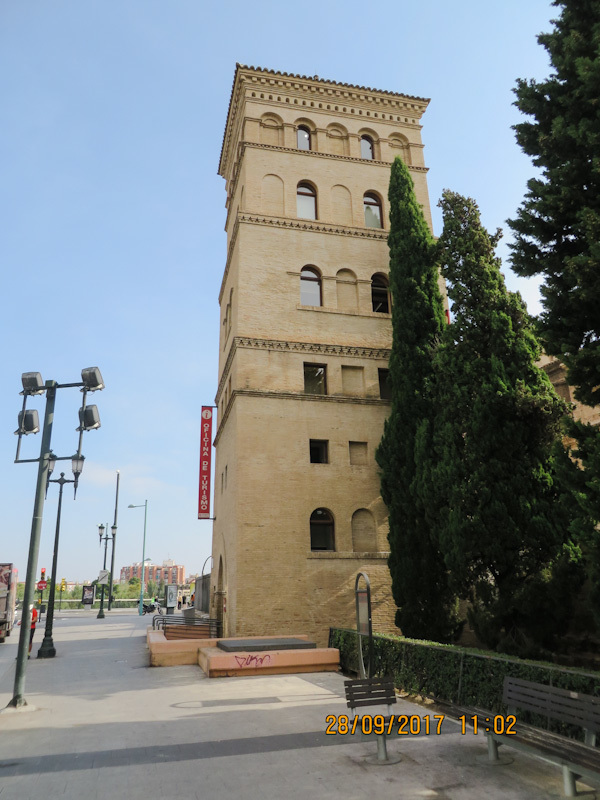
(354, 571, 373, 680)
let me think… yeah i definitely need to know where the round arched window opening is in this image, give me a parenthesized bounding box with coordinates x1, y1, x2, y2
(361, 135, 374, 160)
(310, 508, 335, 551)
(297, 126, 311, 151)
(364, 192, 383, 228)
(371, 274, 390, 313)
(297, 182, 317, 220)
(300, 266, 322, 306)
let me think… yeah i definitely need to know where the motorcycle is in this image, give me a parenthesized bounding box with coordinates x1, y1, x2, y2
(143, 601, 161, 614)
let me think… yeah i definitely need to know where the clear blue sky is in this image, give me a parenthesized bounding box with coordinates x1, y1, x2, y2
(0, 0, 555, 583)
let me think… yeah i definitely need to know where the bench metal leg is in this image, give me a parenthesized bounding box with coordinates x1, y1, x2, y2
(364, 734, 401, 765)
(562, 766, 577, 798)
(376, 734, 388, 763)
(487, 735, 499, 762)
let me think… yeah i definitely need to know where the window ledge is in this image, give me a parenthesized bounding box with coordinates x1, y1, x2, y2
(307, 551, 390, 560)
(297, 304, 391, 319)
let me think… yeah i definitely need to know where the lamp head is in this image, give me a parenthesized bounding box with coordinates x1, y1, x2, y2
(20, 372, 45, 396)
(81, 367, 104, 392)
(77, 405, 101, 431)
(71, 454, 85, 478)
(15, 409, 40, 435)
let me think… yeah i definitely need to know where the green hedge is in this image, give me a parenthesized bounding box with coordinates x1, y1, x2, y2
(329, 628, 600, 725)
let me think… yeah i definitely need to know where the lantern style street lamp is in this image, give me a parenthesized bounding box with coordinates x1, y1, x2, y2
(38, 455, 84, 658)
(128, 501, 148, 616)
(96, 523, 115, 619)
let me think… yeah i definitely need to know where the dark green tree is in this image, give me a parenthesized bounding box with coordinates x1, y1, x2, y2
(509, 0, 600, 622)
(376, 157, 459, 641)
(508, 0, 600, 407)
(431, 190, 582, 654)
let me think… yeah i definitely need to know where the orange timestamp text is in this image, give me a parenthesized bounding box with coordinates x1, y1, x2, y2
(325, 714, 447, 736)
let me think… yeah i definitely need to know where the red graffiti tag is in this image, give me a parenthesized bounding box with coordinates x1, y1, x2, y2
(234, 653, 272, 668)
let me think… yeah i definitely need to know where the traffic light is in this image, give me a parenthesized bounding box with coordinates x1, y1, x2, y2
(61, 578, 66, 592)
(40, 568, 46, 581)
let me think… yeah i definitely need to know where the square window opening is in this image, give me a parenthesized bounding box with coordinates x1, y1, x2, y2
(378, 368, 392, 400)
(310, 440, 329, 463)
(304, 363, 327, 394)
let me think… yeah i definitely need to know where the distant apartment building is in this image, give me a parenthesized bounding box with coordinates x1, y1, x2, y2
(119, 560, 185, 587)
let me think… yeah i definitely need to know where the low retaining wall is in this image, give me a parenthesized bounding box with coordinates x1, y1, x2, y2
(147, 630, 312, 668)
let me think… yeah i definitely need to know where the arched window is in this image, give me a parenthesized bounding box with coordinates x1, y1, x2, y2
(361, 135, 374, 160)
(310, 508, 335, 551)
(371, 274, 390, 313)
(364, 192, 383, 228)
(297, 182, 317, 220)
(297, 125, 311, 151)
(300, 266, 322, 306)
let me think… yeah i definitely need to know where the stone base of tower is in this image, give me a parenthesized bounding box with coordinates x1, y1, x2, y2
(211, 555, 398, 648)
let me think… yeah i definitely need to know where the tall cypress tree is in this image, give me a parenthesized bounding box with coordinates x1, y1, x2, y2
(431, 191, 581, 654)
(376, 157, 458, 641)
(508, 0, 600, 407)
(509, 0, 600, 619)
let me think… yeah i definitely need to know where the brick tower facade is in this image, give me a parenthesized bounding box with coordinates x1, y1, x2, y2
(210, 65, 442, 645)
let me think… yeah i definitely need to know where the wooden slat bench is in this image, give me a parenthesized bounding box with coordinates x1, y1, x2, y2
(163, 623, 213, 640)
(344, 677, 399, 764)
(486, 676, 600, 797)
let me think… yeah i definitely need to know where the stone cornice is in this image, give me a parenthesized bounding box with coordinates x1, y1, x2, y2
(219, 210, 388, 303)
(239, 212, 389, 238)
(219, 63, 429, 179)
(240, 64, 429, 104)
(216, 335, 391, 404)
(236, 336, 391, 359)
(241, 141, 428, 169)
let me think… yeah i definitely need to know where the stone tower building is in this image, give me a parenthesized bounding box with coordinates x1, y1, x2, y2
(210, 65, 441, 645)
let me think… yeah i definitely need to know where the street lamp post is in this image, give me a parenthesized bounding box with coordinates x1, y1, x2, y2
(9, 367, 104, 709)
(37, 455, 84, 658)
(107, 471, 120, 611)
(128, 501, 148, 616)
(96, 524, 112, 619)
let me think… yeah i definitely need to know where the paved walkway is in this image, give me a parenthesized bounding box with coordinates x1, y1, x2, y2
(0, 611, 595, 799)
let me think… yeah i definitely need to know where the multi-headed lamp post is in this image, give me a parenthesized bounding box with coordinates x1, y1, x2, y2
(8, 367, 103, 708)
(37, 454, 85, 659)
(128, 501, 148, 616)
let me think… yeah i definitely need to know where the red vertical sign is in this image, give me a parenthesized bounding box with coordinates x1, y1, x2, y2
(198, 407, 213, 519)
